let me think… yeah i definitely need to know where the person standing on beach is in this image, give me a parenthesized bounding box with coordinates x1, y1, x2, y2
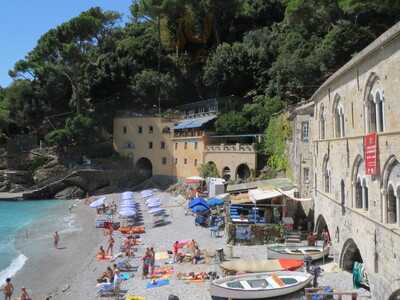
(142, 248, 151, 279)
(53, 231, 60, 249)
(2, 278, 14, 300)
(18, 287, 30, 300)
(106, 235, 115, 256)
(149, 247, 155, 275)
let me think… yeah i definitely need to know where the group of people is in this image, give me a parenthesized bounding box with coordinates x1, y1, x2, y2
(97, 227, 115, 259)
(122, 235, 137, 257)
(142, 248, 155, 279)
(307, 228, 331, 248)
(97, 263, 121, 283)
(1, 278, 30, 300)
(172, 239, 202, 264)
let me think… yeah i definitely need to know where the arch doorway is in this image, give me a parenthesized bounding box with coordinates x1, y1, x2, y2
(236, 164, 250, 180)
(222, 167, 231, 181)
(136, 157, 153, 179)
(315, 214, 329, 237)
(340, 238, 363, 272)
(389, 290, 400, 300)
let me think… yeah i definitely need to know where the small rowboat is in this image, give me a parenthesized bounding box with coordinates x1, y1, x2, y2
(220, 259, 303, 274)
(210, 271, 312, 299)
(267, 245, 329, 261)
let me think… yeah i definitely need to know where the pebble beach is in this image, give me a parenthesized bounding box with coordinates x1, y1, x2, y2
(10, 190, 372, 300)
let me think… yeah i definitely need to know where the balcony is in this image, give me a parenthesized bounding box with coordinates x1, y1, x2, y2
(206, 143, 256, 153)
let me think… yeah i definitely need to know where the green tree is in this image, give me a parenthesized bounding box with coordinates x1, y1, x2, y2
(215, 111, 248, 135)
(198, 162, 219, 178)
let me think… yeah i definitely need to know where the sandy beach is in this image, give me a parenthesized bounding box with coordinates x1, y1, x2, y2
(8, 191, 371, 300)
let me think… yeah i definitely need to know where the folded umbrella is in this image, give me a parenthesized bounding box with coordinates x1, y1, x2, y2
(90, 196, 106, 208)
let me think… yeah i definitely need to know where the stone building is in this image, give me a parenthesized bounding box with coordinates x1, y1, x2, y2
(308, 22, 400, 299)
(113, 99, 259, 181)
(287, 102, 314, 219)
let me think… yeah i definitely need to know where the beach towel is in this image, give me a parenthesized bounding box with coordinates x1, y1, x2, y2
(155, 251, 169, 260)
(146, 279, 170, 289)
(96, 255, 112, 261)
(120, 273, 130, 280)
(126, 295, 146, 300)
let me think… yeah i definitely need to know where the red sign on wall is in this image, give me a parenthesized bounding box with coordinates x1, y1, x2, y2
(364, 132, 379, 175)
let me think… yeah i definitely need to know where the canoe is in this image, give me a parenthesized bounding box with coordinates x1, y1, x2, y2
(220, 259, 303, 274)
(210, 271, 312, 299)
(267, 245, 329, 261)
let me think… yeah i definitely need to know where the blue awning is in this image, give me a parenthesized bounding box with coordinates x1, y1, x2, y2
(174, 115, 216, 130)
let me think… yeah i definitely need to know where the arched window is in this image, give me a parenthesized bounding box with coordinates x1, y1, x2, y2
(382, 157, 400, 225)
(319, 104, 326, 139)
(341, 180, 345, 215)
(365, 73, 384, 133)
(352, 156, 368, 210)
(322, 155, 330, 193)
(333, 95, 345, 138)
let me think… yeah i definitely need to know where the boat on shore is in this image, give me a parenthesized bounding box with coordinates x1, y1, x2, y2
(267, 245, 329, 261)
(220, 258, 303, 274)
(210, 271, 312, 299)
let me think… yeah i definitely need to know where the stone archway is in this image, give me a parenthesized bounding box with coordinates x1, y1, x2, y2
(136, 157, 153, 179)
(340, 238, 363, 272)
(315, 214, 329, 238)
(236, 163, 250, 180)
(389, 290, 400, 300)
(222, 166, 231, 181)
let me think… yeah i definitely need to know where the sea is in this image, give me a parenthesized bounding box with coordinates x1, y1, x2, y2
(0, 200, 75, 283)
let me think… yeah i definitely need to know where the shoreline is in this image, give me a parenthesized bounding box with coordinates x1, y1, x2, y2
(11, 199, 102, 299)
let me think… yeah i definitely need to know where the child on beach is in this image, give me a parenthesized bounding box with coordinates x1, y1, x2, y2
(106, 235, 115, 256)
(142, 249, 151, 279)
(53, 231, 59, 249)
(2, 278, 14, 300)
(98, 246, 106, 259)
(18, 287, 30, 300)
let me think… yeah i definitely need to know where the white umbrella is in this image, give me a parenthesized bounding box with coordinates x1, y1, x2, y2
(149, 207, 165, 214)
(147, 202, 161, 209)
(89, 196, 106, 208)
(120, 200, 135, 205)
(119, 210, 136, 217)
(145, 197, 160, 204)
(141, 190, 153, 198)
(121, 191, 134, 200)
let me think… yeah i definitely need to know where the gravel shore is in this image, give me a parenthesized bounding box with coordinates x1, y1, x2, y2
(12, 190, 372, 300)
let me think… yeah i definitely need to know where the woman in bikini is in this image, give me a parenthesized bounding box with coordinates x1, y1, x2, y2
(106, 235, 114, 256)
(2, 278, 14, 300)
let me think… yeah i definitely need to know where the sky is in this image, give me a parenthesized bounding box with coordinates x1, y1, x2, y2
(0, 0, 133, 87)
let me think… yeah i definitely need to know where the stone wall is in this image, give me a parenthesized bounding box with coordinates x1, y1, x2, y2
(310, 21, 400, 298)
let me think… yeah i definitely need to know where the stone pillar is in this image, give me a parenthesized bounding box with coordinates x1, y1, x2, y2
(362, 184, 367, 210)
(396, 194, 400, 226)
(382, 191, 387, 224)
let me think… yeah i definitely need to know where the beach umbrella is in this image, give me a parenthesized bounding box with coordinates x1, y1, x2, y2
(192, 205, 209, 214)
(120, 200, 135, 205)
(207, 197, 224, 206)
(146, 199, 161, 206)
(145, 197, 160, 204)
(89, 196, 106, 208)
(119, 210, 136, 217)
(121, 191, 134, 200)
(189, 197, 209, 209)
(141, 190, 153, 198)
(149, 207, 165, 215)
(147, 202, 161, 209)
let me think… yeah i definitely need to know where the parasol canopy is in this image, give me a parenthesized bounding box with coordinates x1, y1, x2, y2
(90, 196, 106, 208)
(191, 205, 209, 213)
(207, 197, 224, 206)
(189, 197, 209, 209)
(121, 191, 134, 200)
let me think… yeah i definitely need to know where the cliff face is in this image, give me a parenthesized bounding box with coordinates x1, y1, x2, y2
(0, 146, 146, 199)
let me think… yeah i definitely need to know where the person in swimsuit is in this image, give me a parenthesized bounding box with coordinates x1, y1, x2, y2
(53, 231, 59, 249)
(18, 287, 30, 300)
(172, 241, 179, 263)
(149, 247, 155, 275)
(2, 278, 14, 300)
(98, 246, 106, 259)
(106, 235, 115, 256)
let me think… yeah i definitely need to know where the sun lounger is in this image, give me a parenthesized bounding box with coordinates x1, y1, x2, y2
(146, 279, 170, 289)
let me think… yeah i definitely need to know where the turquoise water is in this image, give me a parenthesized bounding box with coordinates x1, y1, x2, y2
(0, 200, 64, 280)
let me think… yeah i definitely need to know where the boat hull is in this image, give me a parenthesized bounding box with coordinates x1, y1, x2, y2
(267, 246, 329, 261)
(210, 271, 313, 299)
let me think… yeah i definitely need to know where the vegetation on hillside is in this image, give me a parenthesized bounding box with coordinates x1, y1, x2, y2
(0, 0, 398, 159)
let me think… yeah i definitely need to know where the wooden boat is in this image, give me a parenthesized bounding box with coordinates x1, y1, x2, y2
(267, 245, 329, 261)
(210, 271, 312, 299)
(220, 259, 303, 274)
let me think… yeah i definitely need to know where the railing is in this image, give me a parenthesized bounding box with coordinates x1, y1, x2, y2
(206, 143, 256, 152)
